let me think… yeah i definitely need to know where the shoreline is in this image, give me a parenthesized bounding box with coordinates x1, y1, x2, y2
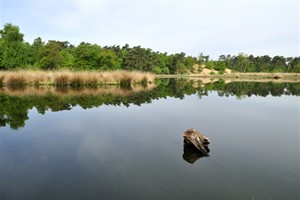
(156, 72, 300, 83)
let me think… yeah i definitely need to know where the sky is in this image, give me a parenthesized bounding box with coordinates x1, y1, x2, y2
(0, 0, 299, 59)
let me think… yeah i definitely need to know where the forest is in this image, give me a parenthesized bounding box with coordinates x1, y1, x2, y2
(0, 23, 300, 73)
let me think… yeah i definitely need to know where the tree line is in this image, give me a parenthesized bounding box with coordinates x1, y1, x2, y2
(1, 23, 299, 73)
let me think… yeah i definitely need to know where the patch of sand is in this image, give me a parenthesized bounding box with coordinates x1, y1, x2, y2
(225, 68, 232, 74)
(201, 68, 218, 75)
(192, 64, 232, 75)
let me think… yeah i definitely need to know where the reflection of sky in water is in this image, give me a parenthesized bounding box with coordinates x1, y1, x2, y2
(0, 92, 299, 199)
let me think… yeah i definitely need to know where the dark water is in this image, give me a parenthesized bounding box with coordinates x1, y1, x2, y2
(0, 81, 299, 200)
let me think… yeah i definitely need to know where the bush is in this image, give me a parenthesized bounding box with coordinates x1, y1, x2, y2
(206, 61, 215, 69)
(6, 73, 27, 88)
(55, 75, 69, 87)
(153, 67, 162, 74)
(85, 78, 98, 87)
(162, 67, 170, 74)
(141, 77, 148, 88)
(120, 77, 132, 89)
(0, 76, 3, 87)
(70, 76, 84, 89)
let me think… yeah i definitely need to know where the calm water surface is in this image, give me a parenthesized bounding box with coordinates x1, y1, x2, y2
(0, 86, 299, 199)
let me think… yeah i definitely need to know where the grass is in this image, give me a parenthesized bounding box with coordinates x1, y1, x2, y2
(4, 71, 27, 88)
(0, 70, 155, 88)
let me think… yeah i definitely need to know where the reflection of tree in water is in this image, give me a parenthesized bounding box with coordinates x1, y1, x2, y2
(0, 80, 299, 129)
(0, 94, 30, 129)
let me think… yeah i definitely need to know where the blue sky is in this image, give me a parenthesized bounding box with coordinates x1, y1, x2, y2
(0, 0, 299, 59)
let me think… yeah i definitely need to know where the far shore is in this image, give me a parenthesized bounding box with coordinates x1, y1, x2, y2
(157, 72, 300, 83)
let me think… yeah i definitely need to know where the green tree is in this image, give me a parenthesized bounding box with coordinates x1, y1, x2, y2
(198, 53, 209, 65)
(123, 46, 158, 71)
(288, 57, 300, 73)
(205, 60, 215, 69)
(255, 55, 272, 72)
(38, 41, 65, 70)
(0, 23, 27, 69)
(271, 56, 286, 72)
(98, 49, 120, 70)
(104, 45, 127, 69)
(153, 52, 170, 74)
(184, 56, 196, 72)
(214, 61, 226, 73)
(168, 52, 185, 74)
(59, 48, 75, 68)
(236, 53, 250, 72)
(30, 37, 44, 66)
(74, 42, 101, 70)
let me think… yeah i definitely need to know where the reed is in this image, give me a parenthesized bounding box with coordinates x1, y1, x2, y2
(119, 71, 133, 88)
(55, 74, 69, 87)
(5, 71, 27, 88)
(0, 70, 155, 88)
(141, 77, 148, 88)
(0, 74, 4, 87)
(70, 75, 84, 89)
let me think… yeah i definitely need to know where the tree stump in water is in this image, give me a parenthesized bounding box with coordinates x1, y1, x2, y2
(183, 128, 210, 157)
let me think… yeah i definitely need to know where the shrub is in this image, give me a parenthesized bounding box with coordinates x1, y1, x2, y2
(55, 75, 69, 87)
(85, 78, 98, 87)
(70, 76, 84, 89)
(141, 77, 148, 88)
(153, 67, 162, 74)
(0, 75, 4, 87)
(6, 73, 27, 88)
(120, 77, 132, 89)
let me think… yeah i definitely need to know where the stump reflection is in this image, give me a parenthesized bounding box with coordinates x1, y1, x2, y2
(182, 139, 210, 164)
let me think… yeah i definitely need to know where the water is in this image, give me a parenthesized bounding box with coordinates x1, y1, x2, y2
(0, 81, 299, 199)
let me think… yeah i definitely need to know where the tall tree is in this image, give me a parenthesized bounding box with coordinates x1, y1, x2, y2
(123, 46, 158, 71)
(169, 52, 185, 74)
(27, 37, 44, 67)
(38, 40, 65, 70)
(255, 55, 272, 72)
(74, 42, 101, 70)
(271, 56, 286, 72)
(98, 48, 120, 70)
(0, 23, 26, 69)
(237, 53, 250, 72)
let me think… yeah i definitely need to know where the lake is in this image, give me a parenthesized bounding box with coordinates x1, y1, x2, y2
(0, 80, 299, 200)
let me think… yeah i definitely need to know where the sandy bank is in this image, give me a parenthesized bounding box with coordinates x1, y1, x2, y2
(157, 72, 300, 83)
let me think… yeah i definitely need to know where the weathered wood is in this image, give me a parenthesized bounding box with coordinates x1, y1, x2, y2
(183, 128, 210, 157)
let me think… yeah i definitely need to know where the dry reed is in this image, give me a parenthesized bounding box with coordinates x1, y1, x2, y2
(0, 73, 4, 87)
(0, 70, 155, 88)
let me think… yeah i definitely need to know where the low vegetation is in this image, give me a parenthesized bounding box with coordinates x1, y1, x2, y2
(0, 70, 155, 88)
